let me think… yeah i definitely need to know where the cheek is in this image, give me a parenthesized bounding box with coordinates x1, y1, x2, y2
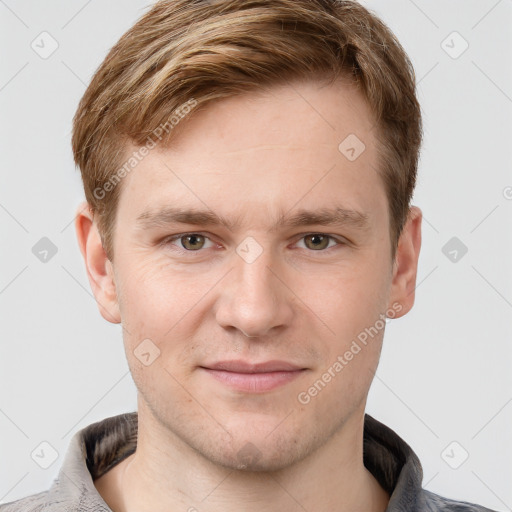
(114, 256, 185, 332)
(114, 259, 217, 374)
(299, 257, 391, 405)
(305, 258, 391, 339)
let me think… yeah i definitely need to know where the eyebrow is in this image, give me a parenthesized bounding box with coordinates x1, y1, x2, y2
(273, 207, 370, 232)
(136, 207, 240, 231)
(135, 206, 371, 233)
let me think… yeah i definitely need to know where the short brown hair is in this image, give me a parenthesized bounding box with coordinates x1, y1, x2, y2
(72, 0, 422, 261)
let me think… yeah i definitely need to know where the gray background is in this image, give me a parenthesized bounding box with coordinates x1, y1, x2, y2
(1, 0, 511, 509)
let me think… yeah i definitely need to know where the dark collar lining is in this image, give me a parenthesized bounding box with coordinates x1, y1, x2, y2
(83, 412, 138, 480)
(362, 414, 420, 495)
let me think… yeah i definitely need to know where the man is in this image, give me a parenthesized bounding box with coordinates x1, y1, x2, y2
(0, 0, 497, 511)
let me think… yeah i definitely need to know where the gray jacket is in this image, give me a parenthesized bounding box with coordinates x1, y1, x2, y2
(0, 412, 497, 511)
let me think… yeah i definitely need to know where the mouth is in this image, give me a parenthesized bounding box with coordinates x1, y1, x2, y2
(199, 360, 308, 393)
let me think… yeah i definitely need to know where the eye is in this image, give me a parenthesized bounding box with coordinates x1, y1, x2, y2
(296, 234, 341, 251)
(168, 233, 215, 251)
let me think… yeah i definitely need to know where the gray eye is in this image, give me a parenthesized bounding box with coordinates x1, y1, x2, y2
(303, 234, 331, 250)
(180, 234, 206, 250)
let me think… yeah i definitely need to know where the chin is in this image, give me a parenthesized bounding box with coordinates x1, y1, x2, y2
(196, 424, 316, 473)
(211, 444, 304, 473)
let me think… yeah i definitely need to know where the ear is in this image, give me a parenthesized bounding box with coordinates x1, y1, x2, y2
(387, 206, 422, 318)
(74, 201, 121, 324)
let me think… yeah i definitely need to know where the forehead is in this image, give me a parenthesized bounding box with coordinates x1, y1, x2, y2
(116, 78, 383, 223)
(164, 78, 376, 154)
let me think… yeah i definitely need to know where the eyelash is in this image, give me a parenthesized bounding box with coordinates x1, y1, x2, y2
(162, 232, 346, 255)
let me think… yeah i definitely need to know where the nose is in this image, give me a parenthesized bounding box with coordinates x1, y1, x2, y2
(214, 247, 294, 339)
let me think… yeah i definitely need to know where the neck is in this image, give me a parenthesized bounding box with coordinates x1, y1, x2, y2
(95, 403, 389, 512)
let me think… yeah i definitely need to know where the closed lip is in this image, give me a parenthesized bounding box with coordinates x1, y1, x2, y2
(200, 360, 306, 373)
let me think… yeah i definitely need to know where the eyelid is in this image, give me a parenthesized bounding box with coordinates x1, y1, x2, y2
(291, 232, 347, 250)
(163, 232, 217, 251)
(161, 231, 347, 253)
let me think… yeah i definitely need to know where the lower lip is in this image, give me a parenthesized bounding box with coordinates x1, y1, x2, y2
(200, 368, 306, 392)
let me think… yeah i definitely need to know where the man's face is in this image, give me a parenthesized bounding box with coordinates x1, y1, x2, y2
(100, 79, 412, 471)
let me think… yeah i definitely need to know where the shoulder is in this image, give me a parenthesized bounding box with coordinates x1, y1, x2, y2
(423, 489, 499, 512)
(0, 490, 49, 512)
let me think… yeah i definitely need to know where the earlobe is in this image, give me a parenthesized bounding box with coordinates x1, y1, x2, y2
(75, 201, 121, 324)
(388, 206, 422, 319)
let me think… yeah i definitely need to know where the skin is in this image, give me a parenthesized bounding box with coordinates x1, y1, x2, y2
(76, 77, 422, 512)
